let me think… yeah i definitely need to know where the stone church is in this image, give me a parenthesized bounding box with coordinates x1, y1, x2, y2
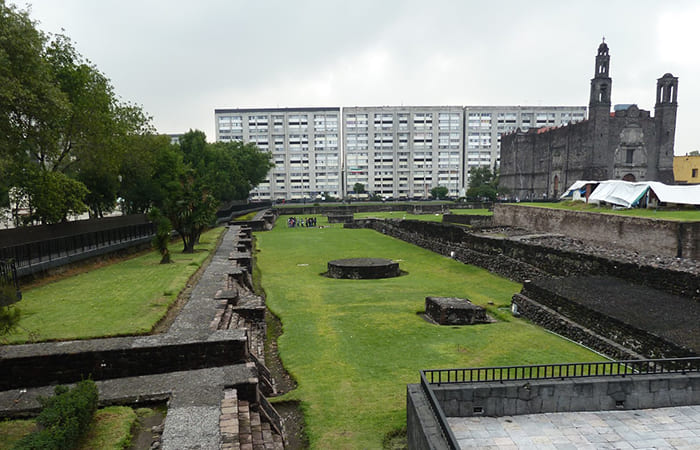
(499, 40, 678, 199)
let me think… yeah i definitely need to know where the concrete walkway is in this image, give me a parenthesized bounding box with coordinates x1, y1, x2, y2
(448, 405, 700, 449)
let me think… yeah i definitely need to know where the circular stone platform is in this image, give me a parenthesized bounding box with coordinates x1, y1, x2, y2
(326, 258, 401, 279)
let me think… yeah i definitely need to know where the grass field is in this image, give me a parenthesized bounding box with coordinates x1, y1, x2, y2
(354, 208, 491, 222)
(520, 201, 700, 221)
(257, 215, 604, 448)
(3, 227, 224, 344)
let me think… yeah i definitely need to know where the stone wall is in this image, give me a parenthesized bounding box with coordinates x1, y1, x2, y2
(441, 214, 492, 227)
(406, 384, 451, 450)
(429, 372, 700, 418)
(493, 203, 700, 260)
(354, 219, 699, 301)
(0, 330, 248, 390)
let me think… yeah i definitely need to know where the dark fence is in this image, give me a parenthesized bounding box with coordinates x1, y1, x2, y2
(421, 357, 700, 385)
(419, 371, 460, 450)
(0, 259, 21, 304)
(0, 220, 155, 278)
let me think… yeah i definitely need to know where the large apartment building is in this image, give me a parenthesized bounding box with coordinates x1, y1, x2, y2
(344, 106, 464, 199)
(215, 107, 341, 201)
(214, 105, 586, 201)
(464, 106, 587, 173)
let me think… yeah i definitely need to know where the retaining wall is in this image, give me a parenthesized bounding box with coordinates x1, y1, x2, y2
(0, 330, 248, 390)
(441, 214, 492, 227)
(493, 203, 700, 259)
(354, 219, 700, 301)
(427, 372, 700, 418)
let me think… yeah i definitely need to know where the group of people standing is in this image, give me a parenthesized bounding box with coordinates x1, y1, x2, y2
(287, 217, 317, 228)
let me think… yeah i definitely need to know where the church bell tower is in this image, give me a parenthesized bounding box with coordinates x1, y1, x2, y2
(587, 39, 612, 179)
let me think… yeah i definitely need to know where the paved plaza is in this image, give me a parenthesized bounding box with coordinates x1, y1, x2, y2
(448, 405, 700, 449)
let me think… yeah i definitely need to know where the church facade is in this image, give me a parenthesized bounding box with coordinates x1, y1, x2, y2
(499, 41, 678, 199)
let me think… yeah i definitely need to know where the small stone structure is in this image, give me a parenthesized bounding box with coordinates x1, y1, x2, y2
(425, 296, 489, 325)
(326, 258, 400, 279)
(326, 212, 354, 223)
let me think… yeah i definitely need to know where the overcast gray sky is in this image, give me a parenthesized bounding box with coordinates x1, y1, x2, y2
(15, 0, 700, 154)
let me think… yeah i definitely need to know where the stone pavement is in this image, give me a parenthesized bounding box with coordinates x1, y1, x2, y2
(448, 405, 700, 449)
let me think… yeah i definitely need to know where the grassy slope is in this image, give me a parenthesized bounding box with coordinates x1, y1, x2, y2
(257, 216, 603, 449)
(4, 228, 224, 344)
(520, 202, 700, 221)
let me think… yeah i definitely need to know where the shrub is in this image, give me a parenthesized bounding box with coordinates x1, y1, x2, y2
(14, 380, 98, 450)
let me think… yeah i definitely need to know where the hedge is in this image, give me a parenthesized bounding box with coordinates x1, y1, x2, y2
(14, 380, 98, 450)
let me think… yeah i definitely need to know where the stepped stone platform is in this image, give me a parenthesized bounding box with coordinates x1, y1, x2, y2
(518, 275, 700, 358)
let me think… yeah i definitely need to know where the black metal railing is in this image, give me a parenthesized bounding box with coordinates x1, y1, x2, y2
(418, 357, 700, 450)
(419, 371, 460, 450)
(0, 259, 21, 303)
(0, 223, 155, 275)
(421, 357, 700, 386)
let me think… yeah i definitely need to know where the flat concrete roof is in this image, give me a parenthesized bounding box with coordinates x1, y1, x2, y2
(448, 405, 700, 449)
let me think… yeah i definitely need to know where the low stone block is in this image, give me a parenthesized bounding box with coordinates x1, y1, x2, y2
(425, 296, 490, 325)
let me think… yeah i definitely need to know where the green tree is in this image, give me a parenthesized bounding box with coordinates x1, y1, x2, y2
(353, 183, 365, 194)
(467, 167, 499, 201)
(0, 3, 152, 223)
(164, 170, 218, 253)
(15, 169, 88, 224)
(148, 207, 172, 264)
(119, 134, 182, 214)
(430, 186, 449, 200)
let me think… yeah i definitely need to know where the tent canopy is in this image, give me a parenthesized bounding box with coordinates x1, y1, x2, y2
(561, 180, 700, 207)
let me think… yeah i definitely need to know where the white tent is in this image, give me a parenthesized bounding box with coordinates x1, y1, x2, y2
(561, 180, 700, 208)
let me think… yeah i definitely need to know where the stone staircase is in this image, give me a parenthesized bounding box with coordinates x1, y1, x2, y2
(220, 388, 284, 450)
(215, 226, 284, 448)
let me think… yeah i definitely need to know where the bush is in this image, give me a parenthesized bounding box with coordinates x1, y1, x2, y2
(14, 380, 98, 450)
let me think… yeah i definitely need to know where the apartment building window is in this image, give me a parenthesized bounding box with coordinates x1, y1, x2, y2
(438, 113, 461, 130)
(536, 113, 556, 125)
(693, 168, 698, 178)
(248, 115, 269, 132)
(468, 133, 479, 149)
(346, 133, 368, 151)
(374, 133, 393, 149)
(314, 114, 339, 132)
(346, 114, 368, 129)
(374, 113, 393, 128)
(288, 134, 308, 151)
(413, 112, 433, 129)
(273, 115, 284, 130)
(288, 114, 308, 130)
(480, 133, 491, 147)
(413, 132, 433, 148)
(273, 135, 284, 151)
(398, 114, 409, 130)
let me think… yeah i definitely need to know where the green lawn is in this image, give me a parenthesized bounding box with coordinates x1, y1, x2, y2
(354, 209, 492, 222)
(4, 227, 224, 344)
(519, 201, 700, 221)
(257, 215, 604, 449)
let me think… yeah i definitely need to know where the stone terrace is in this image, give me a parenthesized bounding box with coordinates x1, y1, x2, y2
(0, 224, 284, 449)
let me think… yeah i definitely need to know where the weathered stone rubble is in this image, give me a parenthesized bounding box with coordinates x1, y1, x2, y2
(478, 227, 700, 275)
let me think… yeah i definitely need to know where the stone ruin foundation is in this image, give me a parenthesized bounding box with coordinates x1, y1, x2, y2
(425, 296, 490, 325)
(326, 258, 401, 279)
